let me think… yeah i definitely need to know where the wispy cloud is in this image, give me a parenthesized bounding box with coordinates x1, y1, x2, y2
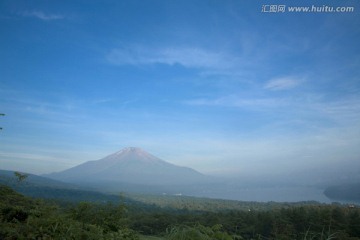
(0, 150, 84, 174)
(315, 97, 360, 124)
(106, 46, 240, 70)
(0, 89, 86, 128)
(183, 95, 286, 109)
(21, 10, 65, 21)
(92, 98, 114, 104)
(184, 92, 360, 133)
(264, 76, 304, 91)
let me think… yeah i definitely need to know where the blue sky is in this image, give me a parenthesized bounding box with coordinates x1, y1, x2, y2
(1, 0, 360, 181)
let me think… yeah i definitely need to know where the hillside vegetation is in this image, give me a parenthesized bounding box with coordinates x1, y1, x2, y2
(0, 184, 139, 239)
(1, 181, 360, 240)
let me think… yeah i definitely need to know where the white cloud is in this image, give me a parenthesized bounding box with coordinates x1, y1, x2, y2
(21, 11, 65, 21)
(264, 76, 303, 91)
(106, 46, 239, 70)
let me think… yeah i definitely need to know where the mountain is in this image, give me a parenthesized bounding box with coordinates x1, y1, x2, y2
(324, 183, 360, 203)
(45, 147, 212, 191)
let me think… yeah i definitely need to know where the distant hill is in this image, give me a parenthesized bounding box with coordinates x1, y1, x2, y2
(0, 169, 76, 189)
(44, 147, 213, 193)
(324, 183, 360, 202)
(0, 169, 128, 203)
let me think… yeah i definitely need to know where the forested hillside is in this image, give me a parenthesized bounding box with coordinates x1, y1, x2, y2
(0, 184, 139, 239)
(1, 183, 360, 240)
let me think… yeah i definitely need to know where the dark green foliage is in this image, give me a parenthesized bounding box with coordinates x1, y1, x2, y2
(128, 203, 360, 239)
(0, 184, 139, 239)
(1, 182, 360, 240)
(69, 201, 129, 233)
(348, 211, 360, 237)
(14, 171, 28, 183)
(1, 206, 29, 222)
(166, 224, 233, 240)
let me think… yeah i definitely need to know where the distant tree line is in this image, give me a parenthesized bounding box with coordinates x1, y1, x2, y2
(128, 203, 360, 239)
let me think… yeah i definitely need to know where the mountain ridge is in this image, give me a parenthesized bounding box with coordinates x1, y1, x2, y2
(44, 147, 212, 188)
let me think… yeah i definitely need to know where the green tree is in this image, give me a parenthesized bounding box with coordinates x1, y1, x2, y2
(0, 113, 4, 130)
(348, 211, 360, 237)
(14, 171, 28, 183)
(166, 224, 233, 240)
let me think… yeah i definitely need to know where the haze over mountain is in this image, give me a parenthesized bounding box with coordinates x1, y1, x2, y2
(45, 147, 211, 188)
(38, 147, 357, 203)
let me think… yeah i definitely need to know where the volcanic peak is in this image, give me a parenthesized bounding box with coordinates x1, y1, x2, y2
(44, 147, 210, 187)
(113, 147, 147, 156)
(103, 147, 163, 165)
